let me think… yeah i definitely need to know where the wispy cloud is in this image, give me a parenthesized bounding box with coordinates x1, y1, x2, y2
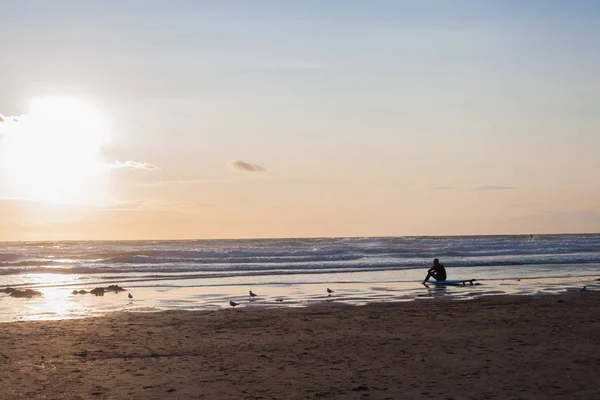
(97, 199, 214, 214)
(0, 114, 17, 122)
(137, 179, 225, 187)
(0, 196, 36, 203)
(0, 195, 157, 209)
(474, 186, 516, 191)
(230, 160, 265, 172)
(0, 196, 118, 208)
(0, 114, 21, 127)
(433, 186, 455, 190)
(107, 160, 160, 170)
(1, 111, 156, 174)
(500, 210, 600, 233)
(0, 197, 212, 214)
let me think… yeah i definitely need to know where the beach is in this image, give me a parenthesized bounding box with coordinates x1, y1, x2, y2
(1, 291, 599, 399)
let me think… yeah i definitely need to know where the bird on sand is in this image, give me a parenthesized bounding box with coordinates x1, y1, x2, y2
(327, 288, 334, 295)
(229, 300, 239, 308)
(249, 290, 257, 298)
(128, 293, 133, 299)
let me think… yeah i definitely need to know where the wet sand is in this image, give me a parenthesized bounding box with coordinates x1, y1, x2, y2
(2, 275, 598, 322)
(1, 291, 599, 399)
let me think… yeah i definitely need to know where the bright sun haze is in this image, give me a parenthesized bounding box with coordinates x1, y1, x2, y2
(0, 96, 109, 204)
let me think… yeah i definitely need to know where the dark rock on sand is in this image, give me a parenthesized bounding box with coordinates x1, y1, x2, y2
(73, 286, 124, 296)
(105, 285, 126, 292)
(8, 289, 43, 298)
(2, 287, 43, 298)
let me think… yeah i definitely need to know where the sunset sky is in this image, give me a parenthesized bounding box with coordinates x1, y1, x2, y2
(1, 1, 599, 240)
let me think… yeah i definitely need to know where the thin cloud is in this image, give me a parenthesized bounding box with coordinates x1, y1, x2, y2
(98, 199, 214, 214)
(231, 160, 265, 172)
(0, 114, 21, 127)
(474, 186, 516, 191)
(0, 196, 126, 208)
(137, 179, 225, 187)
(107, 160, 160, 170)
(433, 186, 455, 190)
(0, 197, 210, 213)
(500, 210, 600, 233)
(0, 196, 36, 203)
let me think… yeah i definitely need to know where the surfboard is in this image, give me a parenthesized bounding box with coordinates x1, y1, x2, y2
(423, 279, 477, 287)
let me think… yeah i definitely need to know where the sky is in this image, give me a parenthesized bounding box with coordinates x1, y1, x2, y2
(1, 0, 599, 240)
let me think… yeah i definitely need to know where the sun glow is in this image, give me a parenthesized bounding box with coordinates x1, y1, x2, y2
(0, 96, 110, 204)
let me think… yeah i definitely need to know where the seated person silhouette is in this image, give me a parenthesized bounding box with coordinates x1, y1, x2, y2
(422, 258, 447, 284)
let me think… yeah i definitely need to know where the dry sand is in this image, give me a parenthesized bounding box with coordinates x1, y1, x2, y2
(1, 292, 599, 399)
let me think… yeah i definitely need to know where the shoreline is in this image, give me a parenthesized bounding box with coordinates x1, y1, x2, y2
(1, 291, 599, 399)
(1, 275, 598, 323)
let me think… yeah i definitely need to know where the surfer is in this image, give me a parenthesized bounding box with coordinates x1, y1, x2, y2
(422, 258, 447, 284)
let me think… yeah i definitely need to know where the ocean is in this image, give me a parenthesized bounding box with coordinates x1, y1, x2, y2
(1, 234, 599, 321)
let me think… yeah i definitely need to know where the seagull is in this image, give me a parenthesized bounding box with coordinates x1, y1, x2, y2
(327, 288, 334, 295)
(249, 290, 257, 298)
(275, 298, 284, 302)
(128, 293, 133, 300)
(229, 300, 238, 308)
(581, 286, 587, 292)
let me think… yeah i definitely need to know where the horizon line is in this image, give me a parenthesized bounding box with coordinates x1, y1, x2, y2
(1, 231, 599, 244)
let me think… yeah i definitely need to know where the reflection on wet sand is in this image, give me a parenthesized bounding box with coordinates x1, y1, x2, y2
(1, 276, 598, 322)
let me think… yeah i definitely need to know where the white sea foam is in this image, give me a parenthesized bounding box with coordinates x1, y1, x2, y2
(1, 235, 599, 284)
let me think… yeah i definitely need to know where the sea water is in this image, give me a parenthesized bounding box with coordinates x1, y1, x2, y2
(1, 234, 599, 321)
